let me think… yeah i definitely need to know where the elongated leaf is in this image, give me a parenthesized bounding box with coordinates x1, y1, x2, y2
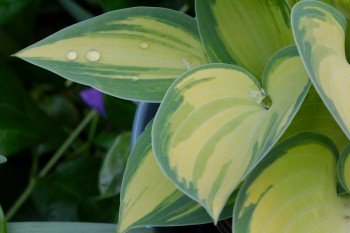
(99, 132, 131, 197)
(196, 0, 294, 78)
(233, 133, 350, 233)
(118, 122, 235, 233)
(280, 86, 348, 151)
(152, 45, 310, 221)
(6, 222, 154, 233)
(292, 1, 350, 139)
(339, 144, 350, 193)
(0, 205, 6, 233)
(14, 7, 208, 102)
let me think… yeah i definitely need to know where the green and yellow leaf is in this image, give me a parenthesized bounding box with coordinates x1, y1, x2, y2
(233, 133, 350, 233)
(292, 0, 350, 139)
(339, 144, 350, 193)
(152, 45, 310, 221)
(117, 122, 235, 233)
(6, 222, 154, 233)
(280, 85, 348, 151)
(14, 7, 208, 102)
(196, 0, 294, 78)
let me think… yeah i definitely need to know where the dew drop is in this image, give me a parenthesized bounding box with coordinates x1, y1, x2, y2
(249, 89, 265, 104)
(85, 50, 101, 62)
(66, 50, 77, 61)
(182, 59, 192, 70)
(131, 76, 139, 81)
(139, 42, 149, 49)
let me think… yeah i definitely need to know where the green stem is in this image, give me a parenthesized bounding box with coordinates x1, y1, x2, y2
(5, 110, 97, 221)
(39, 110, 97, 178)
(88, 113, 99, 143)
(5, 178, 36, 221)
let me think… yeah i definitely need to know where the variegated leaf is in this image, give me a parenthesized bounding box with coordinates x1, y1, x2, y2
(117, 122, 235, 233)
(152, 45, 310, 221)
(233, 133, 350, 233)
(6, 222, 153, 233)
(14, 8, 208, 102)
(292, 0, 350, 139)
(196, 0, 294, 78)
(339, 144, 350, 193)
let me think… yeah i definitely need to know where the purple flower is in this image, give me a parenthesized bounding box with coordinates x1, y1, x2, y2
(80, 88, 106, 117)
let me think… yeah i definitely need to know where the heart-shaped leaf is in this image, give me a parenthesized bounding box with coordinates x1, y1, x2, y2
(152, 45, 310, 221)
(233, 133, 350, 233)
(196, 0, 294, 78)
(117, 122, 235, 233)
(339, 144, 350, 193)
(14, 8, 208, 102)
(292, 0, 350, 139)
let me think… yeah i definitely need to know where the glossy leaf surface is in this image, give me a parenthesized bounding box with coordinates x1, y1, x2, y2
(339, 144, 350, 193)
(15, 7, 208, 102)
(153, 46, 310, 221)
(196, 0, 294, 78)
(292, 0, 350, 139)
(233, 133, 350, 233)
(118, 122, 235, 233)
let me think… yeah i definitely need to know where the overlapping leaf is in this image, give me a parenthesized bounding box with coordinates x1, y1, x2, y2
(233, 133, 350, 233)
(292, 0, 350, 139)
(280, 86, 348, 151)
(117, 122, 235, 233)
(14, 7, 208, 102)
(152, 46, 310, 221)
(196, 0, 294, 78)
(339, 144, 350, 193)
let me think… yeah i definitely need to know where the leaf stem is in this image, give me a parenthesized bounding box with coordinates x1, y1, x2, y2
(5, 110, 97, 221)
(39, 110, 97, 178)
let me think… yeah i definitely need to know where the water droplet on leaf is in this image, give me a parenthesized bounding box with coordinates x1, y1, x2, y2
(249, 89, 265, 104)
(85, 50, 101, 62)
(139, 42, 149, 49)
(182, 59, 191, 70)
(131, 76, 139, 81)
(66, 51, 77, 61)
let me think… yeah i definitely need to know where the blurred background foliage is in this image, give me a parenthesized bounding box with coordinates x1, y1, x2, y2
(0, 0, 194, 223)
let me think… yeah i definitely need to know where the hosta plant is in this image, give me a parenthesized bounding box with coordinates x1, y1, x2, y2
(8, 0, 350, 232)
